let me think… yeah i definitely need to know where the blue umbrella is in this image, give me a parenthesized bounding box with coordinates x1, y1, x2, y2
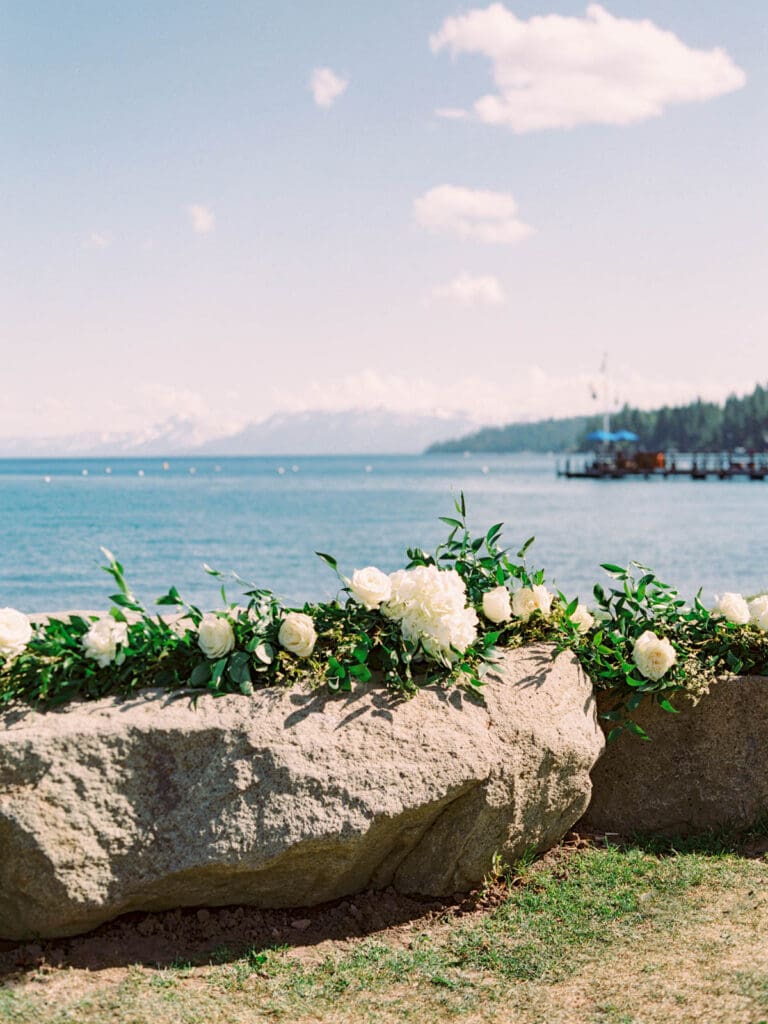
(613, 429, 639, 442)
(585, 429, 616, 442)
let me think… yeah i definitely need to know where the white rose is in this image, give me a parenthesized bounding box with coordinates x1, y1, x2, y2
(512, 585, 553, 622)
(349, 567, 392, 610)
(197, 614, 235, 659)
(482, 586, 511, 624)
(748, 595, 768, 630)
(632, 630, 677, 681)
(712, 592, 750, 625)
(0, 608, 33, 659)
(82, 617, 129, 668)
(570, 603, 595, 634)
(278, 612, 317, 658)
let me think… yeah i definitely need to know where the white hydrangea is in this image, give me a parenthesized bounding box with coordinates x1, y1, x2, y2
(382, 565, 478, 663)
(748, 595, 768, 630)
(632, 630, 676, 681)
(712, 592, 750, 625)
(511, 584, 553, 623)
(82, 617, 129, 668)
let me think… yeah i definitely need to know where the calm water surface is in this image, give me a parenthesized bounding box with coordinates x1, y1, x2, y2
(0, 454, 766, 611)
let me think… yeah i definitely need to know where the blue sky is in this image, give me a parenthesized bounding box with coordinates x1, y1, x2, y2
(2, 1, 765, 439)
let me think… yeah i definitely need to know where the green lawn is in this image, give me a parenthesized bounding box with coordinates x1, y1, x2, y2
(2, 830, 768, 1024)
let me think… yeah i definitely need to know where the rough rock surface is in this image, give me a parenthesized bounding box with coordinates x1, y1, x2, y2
(0, 645, 603, 940)
(583, 676, 768, 836)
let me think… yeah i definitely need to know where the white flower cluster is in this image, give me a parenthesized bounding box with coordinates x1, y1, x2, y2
(380, 565, 478, 663)
(713, 592, 768, 629)
(481, 583, 571, 627)
(82, 617, 129, 668)
(0, 608, 32, 660)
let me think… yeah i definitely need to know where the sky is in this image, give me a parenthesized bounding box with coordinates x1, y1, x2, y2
(2, 1, 766, 440)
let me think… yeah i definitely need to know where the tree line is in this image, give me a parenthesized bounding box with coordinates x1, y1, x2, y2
(427, 384, 768, 454)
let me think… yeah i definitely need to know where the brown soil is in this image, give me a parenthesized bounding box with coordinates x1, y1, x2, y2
(0, 832, 596, 981)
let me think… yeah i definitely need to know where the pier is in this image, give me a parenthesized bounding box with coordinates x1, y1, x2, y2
(558, 451, 768, 480)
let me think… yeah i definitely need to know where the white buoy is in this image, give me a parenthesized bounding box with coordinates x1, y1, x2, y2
(189, 467, 197, 475)
(44, 475, 51, 484)
(365, 465, 373, 473)
(277, 466, 286, 475)
(105, 466, 112, 474)
(162, 461, 170, 471)
(291, 465, 299, 473)
(481, 465, 490, 474)
(81, 469, 88, 476)
(137, 469, 145, 477)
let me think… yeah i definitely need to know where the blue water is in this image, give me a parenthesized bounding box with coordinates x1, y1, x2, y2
(0, 454, 766, 612)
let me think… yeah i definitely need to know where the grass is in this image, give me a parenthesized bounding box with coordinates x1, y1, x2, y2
(2, 830, 768, 1024)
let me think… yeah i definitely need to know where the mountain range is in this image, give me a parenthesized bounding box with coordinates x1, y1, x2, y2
(0, 410, 478, 458)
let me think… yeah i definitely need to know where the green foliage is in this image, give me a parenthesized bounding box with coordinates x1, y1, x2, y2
(1, 497, 767, 731)
(571, 562, 768, 740)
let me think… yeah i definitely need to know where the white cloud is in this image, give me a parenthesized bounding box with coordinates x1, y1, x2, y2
(309, 67, 348, 108)
(414, 185, 533, 244)
(187, 204, 216, 234)
(264, 367, 752, 428)
(434, 107, 469, 121)
(429, 273, 505, 306)
(83, 232, 110, 249)
(430, 3, 746, 132)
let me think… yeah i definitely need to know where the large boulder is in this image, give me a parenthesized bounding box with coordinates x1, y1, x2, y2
(0, 645, 603, 940)
(583, 676, 768, 835)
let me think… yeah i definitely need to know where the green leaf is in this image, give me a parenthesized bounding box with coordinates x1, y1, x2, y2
(253, 642, 274, 665)
(439, 517, 463, 529)
(109, 593, 142, 612)
(625, 720, 651, 741)
(202, 563, 223, 577)
(516, 536, 535, 559)
(210, 657, 228, 688)
(189, 662, 211, 687)
(600, 563, 626, 576)
(658, 698, 679, 714)
(349, 664, 372, 682)
(315, 552, 338, 571)
(485, 523, 504, 547)
(228, 652, 251, 686)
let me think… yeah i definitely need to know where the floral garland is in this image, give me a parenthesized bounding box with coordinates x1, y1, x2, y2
(1, 496, 767, 740)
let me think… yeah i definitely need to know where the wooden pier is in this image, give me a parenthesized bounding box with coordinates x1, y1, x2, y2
(558, 451, 768, 480)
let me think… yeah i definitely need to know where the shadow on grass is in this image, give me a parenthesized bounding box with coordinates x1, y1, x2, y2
(0, 884, 483, 980)
(2, 819, 766, 982)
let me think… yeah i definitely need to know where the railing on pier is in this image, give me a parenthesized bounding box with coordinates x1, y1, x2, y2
(557, 451, 768, 480)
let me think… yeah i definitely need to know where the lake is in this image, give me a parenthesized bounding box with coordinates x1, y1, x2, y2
(0, 454, 765, 612)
